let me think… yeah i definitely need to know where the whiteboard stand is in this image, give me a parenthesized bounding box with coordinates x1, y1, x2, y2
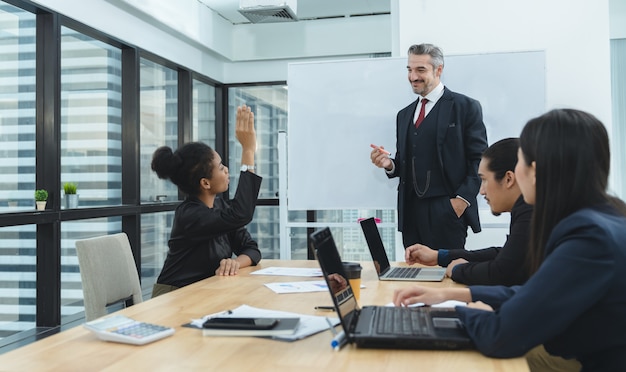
(278, 131, 290, 260)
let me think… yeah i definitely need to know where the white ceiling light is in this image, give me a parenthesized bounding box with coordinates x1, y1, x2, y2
(238, 0, 298, 23)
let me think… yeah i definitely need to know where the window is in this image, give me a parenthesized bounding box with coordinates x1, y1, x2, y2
(228, 86, 296, 259)
(611, 39, 626, 200)
(60, 26, 123, 208)
(227, 86, 399, 260)
(228, 86, 286, 200)
(0, 3, 37, 340)
(314, 210, 398, 261)
(60, 217, 122, 319)
(0, 4, 36, 212)
(0, 225, 37, 339)
(140, 211, 174, 294)
(192, 79, 216, 146)
(139, 58, 178, 203)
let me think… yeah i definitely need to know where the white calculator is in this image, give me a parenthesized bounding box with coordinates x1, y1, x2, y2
(84, 315, 175, 345)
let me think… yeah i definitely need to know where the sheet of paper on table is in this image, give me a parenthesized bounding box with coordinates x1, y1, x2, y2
(190, 304, 340, 341)
(264, 280, 329, 294)
(250, 267, 323, 277)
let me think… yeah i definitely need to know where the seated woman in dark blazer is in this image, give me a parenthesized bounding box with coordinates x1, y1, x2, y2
(393, 109, 626, 371)
(151, 105, 262, 298)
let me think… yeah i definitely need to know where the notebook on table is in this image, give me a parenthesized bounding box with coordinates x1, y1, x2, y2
(310, 227, 473, 350)
(359, 217, 446, 282)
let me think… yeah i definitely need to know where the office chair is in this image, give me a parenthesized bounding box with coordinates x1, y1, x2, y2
(75, 232, 143, 321)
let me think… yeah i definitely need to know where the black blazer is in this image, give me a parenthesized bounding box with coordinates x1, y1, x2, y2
(389, 87, 488, 233)
(157, 171, 263, 288)
(447, 196, 533, 286)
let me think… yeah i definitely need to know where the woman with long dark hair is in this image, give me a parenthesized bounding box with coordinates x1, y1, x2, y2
(393, 109, 626, 370)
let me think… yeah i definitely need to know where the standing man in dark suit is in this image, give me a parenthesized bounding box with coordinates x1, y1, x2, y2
(371, 43, 488, 249)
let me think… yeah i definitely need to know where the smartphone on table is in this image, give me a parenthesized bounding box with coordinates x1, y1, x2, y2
(202, 317, 279, 330)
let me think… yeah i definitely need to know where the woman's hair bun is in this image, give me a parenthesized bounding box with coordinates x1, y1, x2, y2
(151, 146, 182, 180)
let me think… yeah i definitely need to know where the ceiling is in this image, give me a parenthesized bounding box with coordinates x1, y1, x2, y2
(197, 0, 391, 24)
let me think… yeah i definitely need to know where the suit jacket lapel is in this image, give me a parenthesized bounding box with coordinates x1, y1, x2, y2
(436, 87, 454, 148)
(399, 99, 419, 156)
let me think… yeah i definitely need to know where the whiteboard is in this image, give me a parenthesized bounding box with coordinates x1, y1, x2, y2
(287, 51, 545, 210)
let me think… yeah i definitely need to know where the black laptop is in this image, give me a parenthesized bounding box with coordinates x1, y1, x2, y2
(359, 217, 446, 281)
(310, 227, 473, 350)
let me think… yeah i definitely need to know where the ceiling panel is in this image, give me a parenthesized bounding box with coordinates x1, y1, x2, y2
(198, 0, 390, 24)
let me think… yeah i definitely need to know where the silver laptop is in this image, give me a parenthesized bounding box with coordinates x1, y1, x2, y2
(359, 217, 446, 281)
(310, 227, 473, 350)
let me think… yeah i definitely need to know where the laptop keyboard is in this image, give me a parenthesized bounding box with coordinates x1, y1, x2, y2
(376, 307, 433, 335)
(386, 267, 421, 279)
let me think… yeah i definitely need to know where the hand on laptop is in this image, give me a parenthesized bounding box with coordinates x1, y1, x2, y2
(405, 244, 438, 266)
(393, 286, 472, 307)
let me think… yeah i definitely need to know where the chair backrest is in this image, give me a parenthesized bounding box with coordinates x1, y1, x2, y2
(75, 232, 143, 321)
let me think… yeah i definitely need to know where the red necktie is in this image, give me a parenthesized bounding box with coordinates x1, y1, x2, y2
(415, 98, 429, 128)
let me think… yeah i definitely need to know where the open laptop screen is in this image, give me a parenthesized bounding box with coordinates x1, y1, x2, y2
(359, 217, 392, 275)
(309, 227, 359, 333)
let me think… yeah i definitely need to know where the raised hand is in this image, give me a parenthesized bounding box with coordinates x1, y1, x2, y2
(235, 104, 256, 170)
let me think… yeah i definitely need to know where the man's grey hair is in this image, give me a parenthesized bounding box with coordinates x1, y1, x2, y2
(407, 43, 444, 69)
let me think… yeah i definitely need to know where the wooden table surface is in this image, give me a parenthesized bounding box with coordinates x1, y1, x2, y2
(0, 260, 528, 371)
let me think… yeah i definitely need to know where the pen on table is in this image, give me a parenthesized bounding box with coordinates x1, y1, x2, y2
(369, 143, 391, 155)
(330, 330, 348, 351)
(315, 305, 335, 312)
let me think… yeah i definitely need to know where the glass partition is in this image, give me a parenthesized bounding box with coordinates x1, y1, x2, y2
(0, 225, 37, 340)
(228, 86, 287, 259)
(60, 26, 123, 208)
(140, 211, 174, 295)
(192, 79, 216, 146)
(0, 3, 37, 341)
(611, 39, 626, 200)
(139, 58, 178, 203)
(228, 86, 286, 200)
(60, 217, 122, 319)
(0, 4, 36, 212)
(227, 86, 398, 260)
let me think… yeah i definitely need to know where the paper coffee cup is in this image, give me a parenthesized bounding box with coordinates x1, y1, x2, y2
(342, 262, 362, 301)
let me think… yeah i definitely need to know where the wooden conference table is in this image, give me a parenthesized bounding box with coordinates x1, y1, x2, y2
(0, 260, 528, 371)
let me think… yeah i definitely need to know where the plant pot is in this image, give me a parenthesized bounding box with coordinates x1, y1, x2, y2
(35, 201, 47, 211)
(65, 194, 79, 209)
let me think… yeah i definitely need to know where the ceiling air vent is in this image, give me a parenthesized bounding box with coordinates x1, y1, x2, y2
(238, 0, 297, 23)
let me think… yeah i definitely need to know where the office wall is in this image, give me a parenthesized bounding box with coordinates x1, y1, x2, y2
(610, 0, 626, 39)
(33, 0, 625, 85)
(394, 0, 617, 248)
(224, 15, 391, 83)
(32, 0, 391, 84)
(395, 0, 612, 129)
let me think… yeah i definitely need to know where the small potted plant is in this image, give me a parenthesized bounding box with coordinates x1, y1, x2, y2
(35, 189, 48, 211)
(63, 182, 79, 209)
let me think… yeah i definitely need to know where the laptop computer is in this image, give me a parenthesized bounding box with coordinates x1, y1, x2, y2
(310, 227, 473, 350)
(359, 217, 446, 281)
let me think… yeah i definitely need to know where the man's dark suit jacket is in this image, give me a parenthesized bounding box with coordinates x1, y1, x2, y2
(388, 87, 488, 234)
